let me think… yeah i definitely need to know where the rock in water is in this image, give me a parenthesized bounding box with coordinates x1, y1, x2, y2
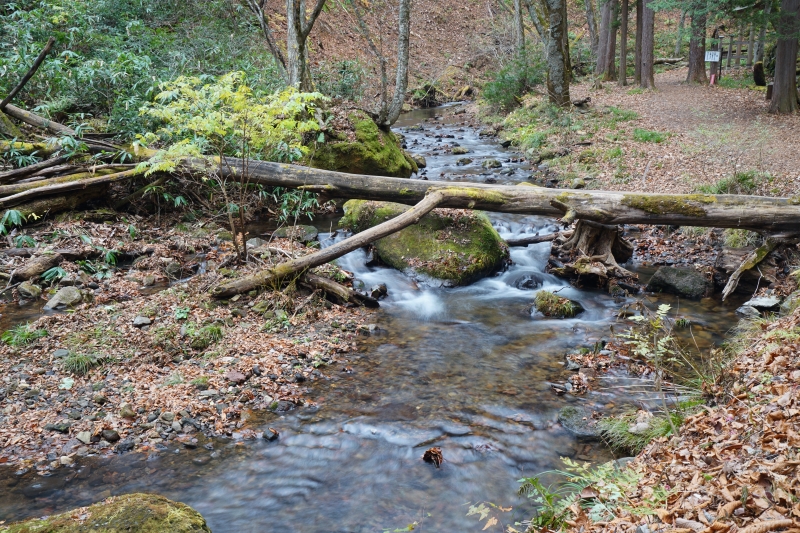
(645, 267, 711, 299)
(306, 110, 417, 178)
(0, 493, 211, 532)
(558, 406, 599, 439)
(742, 295, 781, 310)
(43, 286, 85, 310)
(18, 281, 42, 300)
(341, 200, 509, 286)
(272, 225, 318, 243)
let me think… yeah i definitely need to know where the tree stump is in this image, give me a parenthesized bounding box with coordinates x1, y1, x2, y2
(548, 220, 637, 288)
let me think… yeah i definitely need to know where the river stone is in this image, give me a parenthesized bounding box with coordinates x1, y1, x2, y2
(645, 267, 711, 299)
(43, 286, 85, 309)
(341, 200, 509, 286)
(76, 431, 93, 445)
(12, 253, 62, 281)
(456, 157, 473, 166)
(557, 406, 599, 439)
(452, 146, 470, 155)
(272, 225, 318, 243)
(165, 262, 182, 279)
(18, 281, 42, 300)
(133, 316, 152, 327)
(743, 295, 781, 310)
(781, 290, 800, 314)
(411, 154, 427, 168)
(481, 158, 502, 169)
(101, 429, 120, 442)
(571, 177, 586, 189)
(246, 237, 268, 249)
(306, 109, 417, 178)
(736, 305, 761, 319)
(0, 493, 212, 532)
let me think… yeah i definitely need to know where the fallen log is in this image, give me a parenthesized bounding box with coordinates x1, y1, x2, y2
(0, 168, 140, 209)
(211, 188, 459, 298)
(0, 155, 70, 183)
(2, 104, 119, 151)
(204, 157, 800, 234)
(506, 232, 560, 247)
(721, 238, 779, 300)
(300, 272, 379, 307)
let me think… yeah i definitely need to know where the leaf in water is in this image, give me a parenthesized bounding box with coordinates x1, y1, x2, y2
(467, 503, 490, 521)
(59, 377, 74, 390)
(482, 517, 498, 530)
(422, 447, 443, 467)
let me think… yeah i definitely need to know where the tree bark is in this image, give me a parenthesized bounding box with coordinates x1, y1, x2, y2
(687, 10, 708, 84)
(199, 157, 800, 233)
(675, 10, 686, 57)
(635, 0, 643, 83)
(300, 272, 379, 307)
(639, 0, 656, 88)
(769, 0, 800, 114)
(286, 0, 327, 91)
(383, 0, 411, 128)
(597, 0, 613, 75)
(543, 0, 572, 106)
(747, 24, 755, 66)
(604, 0, 619, 81)
(515, 0, 526, 55)
(585, 0, 600, 58)
(619, 0, 629, 86)
(756, 1, 773, 62)
(0, 169, 139, 209)
(726, 33, 734, 68)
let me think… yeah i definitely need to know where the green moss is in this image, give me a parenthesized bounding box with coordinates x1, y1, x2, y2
(0, 493, 211, 532)
(622, 194, 716, 217)
(534, 290, 583, 318)
(342, 200, 508, 285)
(305, 110, 416, 178)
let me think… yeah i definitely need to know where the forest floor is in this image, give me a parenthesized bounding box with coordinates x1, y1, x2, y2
(498, 66, 800, 198)
(0, 213, 373, 470)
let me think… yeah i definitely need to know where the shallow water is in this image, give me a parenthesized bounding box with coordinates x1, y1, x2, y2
(0, 106, 747, 531)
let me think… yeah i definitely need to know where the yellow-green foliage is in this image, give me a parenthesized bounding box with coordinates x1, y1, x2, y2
(139, 72, 327, 162)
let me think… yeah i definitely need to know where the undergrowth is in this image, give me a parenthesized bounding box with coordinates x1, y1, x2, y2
(1, 323, 47, 346)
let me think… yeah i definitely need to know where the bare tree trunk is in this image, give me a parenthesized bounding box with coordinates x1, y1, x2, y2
(687, 10, 708, 83)
(515, 0, 526, 55)
(756, 1, 772, 62)
(597, 0, 612, 75)
(543, 0, 571, 105)
(747, 23, 755, 66)
(604, 0, 619, 80)
(286, 0, 327, 91)
(382, 0, 411, 128)
(726, 33, 734, 68)
(675, 10, 686, 57)
(710, 26, 721, 79)
(640, 0, 655, 88)
(619, 0, 629, 85)
(585, 0, 600, 58)
(769, 0, 800, 114)
(736, 25, 744, 66)
(635, 0, 643, 83)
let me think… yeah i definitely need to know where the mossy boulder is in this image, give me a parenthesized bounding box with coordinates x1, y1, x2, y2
(0, 493, 211, 532)
(341, 200, 508, 286)
(646, 266, 711, 299)
(306, 110, 417, 178)
(533, 290, 583, 318)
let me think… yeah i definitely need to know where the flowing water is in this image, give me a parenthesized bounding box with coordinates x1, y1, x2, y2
(0, 106, 747, 531)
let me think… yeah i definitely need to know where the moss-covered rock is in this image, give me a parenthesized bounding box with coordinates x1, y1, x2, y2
(0, 493, 211, 532)
(341, 200, 508, 286)
(533, 290, 584, 318)
(306, 110, 417, 178)
(646, 266, 711, 299)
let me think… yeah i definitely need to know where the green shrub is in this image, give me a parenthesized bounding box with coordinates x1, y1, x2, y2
(313, 59, 366, 101)
(696, 170, 768, 195)
(723, 228, 762, 248)
(62, 352, 102, 375)
(482, 49, 546, 111)
(632, 128, 667, 143)
(597, 410, 682, 454)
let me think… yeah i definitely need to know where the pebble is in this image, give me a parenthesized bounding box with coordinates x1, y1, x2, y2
(160, 411, 175, 422)
(53, 349, 70, 358)
(132, 316, 152, 327)
(171, 421, 183, 433)
(101, 429, 120, 443)
(76, 431, 93, 445)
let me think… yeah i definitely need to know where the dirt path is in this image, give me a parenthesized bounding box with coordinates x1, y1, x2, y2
(570, 67, 800, 196)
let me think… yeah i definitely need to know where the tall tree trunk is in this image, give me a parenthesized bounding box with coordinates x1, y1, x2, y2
(619, 0, 629, 85)
(381, 0, 411, 127)
(640, 0, 655, 88)
(604, 0, 619, 80)
(242, 0, 288, 77)
(756, 1, 773, 61)
(286, 0, 327, 91)
(635, 0, 643, 83)
(736, 24, 744, 66)
(747, 24, 755, 66)
(726, 33, 734, 68)
(710, 26, 721, 78)
(597, 0, 613, 75)
(687, 11, 708, 83)
(769, 0, 800, 114)
(515, 0, 526, 55)
(585, 0, 600, 58)
(543, 0, 572, 105)
(675, 10, 686, 56)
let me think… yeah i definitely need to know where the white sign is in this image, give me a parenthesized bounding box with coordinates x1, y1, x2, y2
(705, 50, 721, 62)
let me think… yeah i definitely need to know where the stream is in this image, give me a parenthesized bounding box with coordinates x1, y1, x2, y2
(0, 106, 748, 531)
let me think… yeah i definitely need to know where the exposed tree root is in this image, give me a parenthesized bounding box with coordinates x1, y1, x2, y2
(549, 220, 637, 287)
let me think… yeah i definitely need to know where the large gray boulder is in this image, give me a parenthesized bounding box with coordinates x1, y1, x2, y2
(44, 286, 86, 309)
(646, 267, 711, 299)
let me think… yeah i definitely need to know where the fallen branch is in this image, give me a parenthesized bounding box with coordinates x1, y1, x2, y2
(2, 104, 118, 151)
(0, 167, 132, 197)
(300, 272, 379, 307)
(211, 188, 457, 298)
(506, 232, 560, 247)
(721, 238, 779, 300)
(653, 57, 685, 64)
(0, 155, 70, 183)
(0, 37, 56, 111)
(0, 168, 140, 209)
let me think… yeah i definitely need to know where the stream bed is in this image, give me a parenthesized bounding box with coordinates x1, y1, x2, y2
(0, 106, 747, 531)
